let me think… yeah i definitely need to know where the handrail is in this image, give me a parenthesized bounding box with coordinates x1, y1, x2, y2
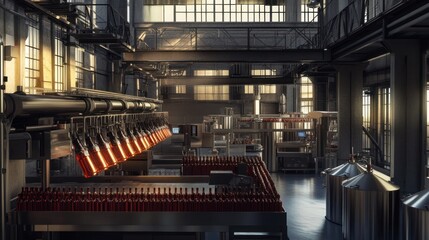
(322, 0, 405, 47)
(136, 25, 320, 51)
(72, 3, 131, 45)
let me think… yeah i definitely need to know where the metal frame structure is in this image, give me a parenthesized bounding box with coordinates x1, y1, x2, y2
(323, 0, 402, 47)
(324, 0, 429, 61)
(72, 4, 132, 47)
(136, 23, 320, 51)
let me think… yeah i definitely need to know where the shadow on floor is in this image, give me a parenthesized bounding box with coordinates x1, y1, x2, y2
(271, 173, 343, 240)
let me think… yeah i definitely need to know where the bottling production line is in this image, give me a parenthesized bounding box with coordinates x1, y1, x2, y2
(2, 0, 429, 239)
(0, 73, 287, 239)
(5, 93, 287, 239)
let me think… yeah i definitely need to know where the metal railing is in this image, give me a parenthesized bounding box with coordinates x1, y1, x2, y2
(322, 0, 403, 47)
(136, 24, 320, 51)
(73, 3, 132, 45)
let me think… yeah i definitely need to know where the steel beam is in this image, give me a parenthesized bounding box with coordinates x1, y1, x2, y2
(135, 22, 317, 29)
(123, 50, 330, 63)
(160, 76, 293, 85)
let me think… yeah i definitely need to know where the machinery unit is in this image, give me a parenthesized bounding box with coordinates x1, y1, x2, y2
(202, 112, 314, 172)
(0, 90, 288, 240)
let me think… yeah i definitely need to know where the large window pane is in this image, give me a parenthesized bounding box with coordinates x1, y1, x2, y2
(24, 14, 40, 94)
(137, 1, 288, 24)
(194, 85, 229, 100)
(300, 77, 313, 114)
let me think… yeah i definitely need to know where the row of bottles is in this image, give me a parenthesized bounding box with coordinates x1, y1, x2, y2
(182, 156, 279, 197)
(16, 187, 282, 212)
(73, 117, 172, 178)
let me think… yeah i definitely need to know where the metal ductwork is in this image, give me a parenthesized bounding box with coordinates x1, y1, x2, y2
(4, 93, 160, 119)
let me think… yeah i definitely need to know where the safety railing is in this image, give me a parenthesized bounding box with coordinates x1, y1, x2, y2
(136, 25, 320, 51)
(322, 0, 403, 47)
(73, 3, 132, 45)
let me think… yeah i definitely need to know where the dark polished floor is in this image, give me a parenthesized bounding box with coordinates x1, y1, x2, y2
(271, 173, 343, 240)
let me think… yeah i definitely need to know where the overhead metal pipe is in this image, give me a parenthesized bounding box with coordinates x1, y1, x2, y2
(4, 93, 159, 119)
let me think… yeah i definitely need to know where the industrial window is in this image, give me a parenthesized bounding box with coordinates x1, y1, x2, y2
(75, 47, 84, 88)
(194, 69, 229, 76)
(247, 68, 277, 94)
(89, 53, 95, 89)
(377, 87, 391, 168)
(175, 85, 187, 94)
(194, 85, 229, 100)
(260, 85, 276, 94)
(244, 84, 276, 94)
(362, 90, 372, 153)
(300, 0, 318, 22)
(75, 47, 95, 89)
(300, 77, 313, 114)
(142, 0, 285, 22)
(24, 14, 40, 94)
(251, 69, 277, 76)
(244, 85, 254, 94)
(53, 25, 65, 92)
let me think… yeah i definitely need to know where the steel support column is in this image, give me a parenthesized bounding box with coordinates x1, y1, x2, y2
(385, 39, 424, 193)
(335, 64, 365, 163)
(41, 159, 50, 190)
(111, 61, 122, 93)
(311, 76, 329, 111)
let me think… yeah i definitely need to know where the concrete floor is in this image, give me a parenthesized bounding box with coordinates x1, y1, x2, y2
(271, 173, 343, 240)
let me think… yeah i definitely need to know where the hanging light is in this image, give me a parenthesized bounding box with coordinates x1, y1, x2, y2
(307, 0, 320, 8)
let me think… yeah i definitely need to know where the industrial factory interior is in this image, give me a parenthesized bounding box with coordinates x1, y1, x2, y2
(0, 0, 427, 239)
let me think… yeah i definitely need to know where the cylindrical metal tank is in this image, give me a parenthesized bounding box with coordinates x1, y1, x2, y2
(342, 170, 400, 240)
(258, 119, 284, 172)
(221, 115, 233, 129)
(325, 161, 365, 224)
(402, 188, 429, 240)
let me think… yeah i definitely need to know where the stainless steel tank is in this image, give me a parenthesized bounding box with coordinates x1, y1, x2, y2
(342, 169, 400, 240)
(402, 188, 429, 240)
(325, 161, 365, 224)
(258, 119, 284, 172)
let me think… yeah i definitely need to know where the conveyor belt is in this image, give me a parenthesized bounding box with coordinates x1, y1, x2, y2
(11, 156, 288, 239)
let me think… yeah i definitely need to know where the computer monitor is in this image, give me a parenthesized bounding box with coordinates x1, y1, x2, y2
(297, 131, 306, 139)
(172, 127, 180, 134)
